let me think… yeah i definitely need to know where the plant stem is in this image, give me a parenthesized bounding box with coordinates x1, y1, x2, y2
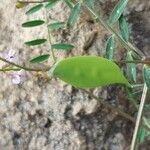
(0, 56, 50, 72)
(1, 54, 150, 72)
(81, 89, 150, 132)
(82, 89, 135, 123)
(18, 0, 48, 3)
(0, 68, 21, 71)
(130, 84, 148, 150)
(128, 96, 150, 132)
(45, 9, 57, 63)
(85, 6, 145, 58)
(116, 60, 150, 65)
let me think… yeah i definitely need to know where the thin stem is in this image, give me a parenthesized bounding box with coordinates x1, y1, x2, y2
(86, 6, 145, 58)
(128, 96, 150, 131)
(45, 9, 57, 63)
(116, 60, 150, 65)
(81, 89, 135, 123)
(1, 54, 150, 72)
(18, 0, 48, 3)
(0, 56, 50, 72)
(81, 89, 150, 132)
(0, 68, 21, 71)
(130, 84, 148, 150)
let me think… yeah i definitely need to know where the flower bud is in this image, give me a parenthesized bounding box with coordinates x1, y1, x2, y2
(16, 1, 27, 9)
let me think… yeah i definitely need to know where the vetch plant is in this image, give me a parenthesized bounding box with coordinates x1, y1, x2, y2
(0, 0, 150, 149)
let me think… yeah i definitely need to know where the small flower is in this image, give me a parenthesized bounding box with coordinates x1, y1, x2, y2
(10, 70, 26, 85)
(0, 48, 26, 84)
(0, 48, 18, 63)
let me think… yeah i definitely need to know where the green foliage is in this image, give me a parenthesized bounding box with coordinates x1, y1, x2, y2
(63, 0, 74, 9)
(67, 3, 81, 27)
(126, 51, 136, 82)
(143, 65, 150, 89)
(105, 35, 115, 60)
(137, 127, 146, 144)
(119, 15, 129, 42)
(30, 54, 50, 64)
(26, 4, 43, 15)
(25, 39, 47, 46)
(51, 56, 130, 88)
(14, 0, 150, 147)
(109, 0, 128, 25)
(22, 20, 45, 27)
(45, 0, 60, 9)
(51, 43, 74, 50)
(84, 0, 94, 9)
(144, 104, 150, 110)
(47, 22, 65, 30)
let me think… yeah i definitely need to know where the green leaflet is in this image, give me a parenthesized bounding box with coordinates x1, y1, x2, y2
(30, 54, 50, 64)
(22, 20, 45, 27)
(51, 43, 74, 50)
(109, 0, 128, 25)
(84, 0, 94, 9)
(63, 0, 74, 9)
(45, 0, 60, 9)
(25, 39, 47, 46)
(105, 35, 115, 60)
(51, 56, 130, 88)
(26, 4, 43, 15)
(137, 127, 146, 144)
(143, 65, 150, 89)
(144, 104, 150, 110)
(119, 15, 129, 42)
(67, 3, 81, 27)
(47, 22, 65, 30)
(126, 51, 136, 82)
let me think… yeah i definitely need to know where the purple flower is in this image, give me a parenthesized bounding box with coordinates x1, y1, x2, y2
(0, 48, 18, 63)
(10, 70, 26, 84)
(0, 49, 26, 84)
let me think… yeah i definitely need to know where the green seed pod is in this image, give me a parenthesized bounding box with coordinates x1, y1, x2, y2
(51, 56, 130, 89)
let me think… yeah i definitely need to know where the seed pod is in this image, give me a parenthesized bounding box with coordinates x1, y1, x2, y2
(50, 56, 130, 88)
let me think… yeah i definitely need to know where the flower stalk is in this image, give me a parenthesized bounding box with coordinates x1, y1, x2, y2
(130, 84, 148, 150)
(0, 56, 50, 72)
